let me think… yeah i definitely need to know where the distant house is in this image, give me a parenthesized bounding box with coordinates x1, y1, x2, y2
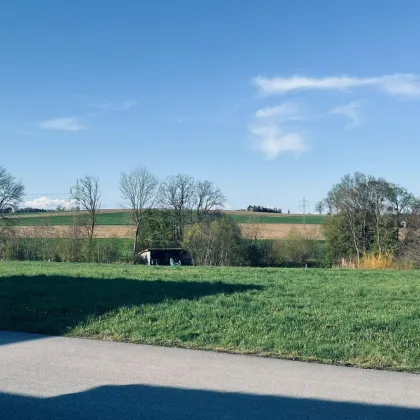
(139, 248, 191, 266)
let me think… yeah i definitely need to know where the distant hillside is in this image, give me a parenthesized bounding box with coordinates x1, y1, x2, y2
(3, 209, 328, 227)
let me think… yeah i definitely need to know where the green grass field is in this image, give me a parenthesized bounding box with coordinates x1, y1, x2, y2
(0, 211, 327, 226)
(1, 212, 131, 226)
(1, 261, 419, 372)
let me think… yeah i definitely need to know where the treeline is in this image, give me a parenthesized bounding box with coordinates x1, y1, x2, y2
(247, 205, 283, 213)
(16, 207, 52, 214)
(0, 219, 326, 268)
(0, 159, 324, 267)
(0, 207, 53, 214)
(2, 164, 420, 268)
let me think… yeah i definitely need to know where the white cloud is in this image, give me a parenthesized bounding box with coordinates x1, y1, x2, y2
(330, 101, 361, 128)
(255, 103, 300, 119)
(38, 117, 85, 131)
(23, 197, 76, 210)
(250, 102, 307, 159)
(254, 74, 420, 97)
(249, 122, 307, 160)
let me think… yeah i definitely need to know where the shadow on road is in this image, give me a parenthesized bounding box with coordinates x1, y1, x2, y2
(1, 384, 419, 420)
(0, 274, 261, 344)
(0, 331, 48, 346)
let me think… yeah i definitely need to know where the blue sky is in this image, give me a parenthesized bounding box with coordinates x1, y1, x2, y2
(2, 1, 420, 212)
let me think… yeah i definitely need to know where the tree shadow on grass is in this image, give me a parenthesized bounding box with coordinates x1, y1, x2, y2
(1, 384, 419, 420)
(0, 275, 261, 343)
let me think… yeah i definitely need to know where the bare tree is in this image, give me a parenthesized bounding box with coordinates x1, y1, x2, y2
(0, 165, 25, 215)
(159, 174, 196, 241)
(385, 184, 414, 241)
(194, 180, 226, 222)
(120, 167, 159, 254)
(183, 217, 242, 266)
(0, 166, 25, 256)
(242, 215, 263, 244)
(160, 174, 226, 242)
(70, 176, 101, 247)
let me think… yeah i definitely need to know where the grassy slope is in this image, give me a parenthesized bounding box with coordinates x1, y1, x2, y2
(1, 261, 419, 372)
(2, 211, 327, 226)
(1, 212, 131, 226)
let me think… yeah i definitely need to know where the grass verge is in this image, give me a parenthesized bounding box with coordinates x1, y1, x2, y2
(0, 261, 419, 372)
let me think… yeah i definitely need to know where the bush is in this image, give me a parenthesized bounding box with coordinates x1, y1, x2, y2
(243, 240, 276, 267)
(92, 240, 120, 264)
(273, 227, 325, 267)
(183, 217, 244, 266)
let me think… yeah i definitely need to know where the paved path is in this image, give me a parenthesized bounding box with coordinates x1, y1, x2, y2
(1, 331, 419, 419)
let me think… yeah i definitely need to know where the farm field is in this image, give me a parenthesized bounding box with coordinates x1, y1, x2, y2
(1, 211, 131, 226)
(1, 261, 419, 372)
(229, 213, 327, 224)
(2, 210, 326, 239)
(11, 223, 323, 240)
(2, 210, 327, 226)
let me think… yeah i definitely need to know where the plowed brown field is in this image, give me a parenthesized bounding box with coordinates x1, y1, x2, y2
(13, 224, 324, 240)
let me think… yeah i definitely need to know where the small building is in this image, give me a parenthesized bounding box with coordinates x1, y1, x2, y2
(139, 248, 191, 266)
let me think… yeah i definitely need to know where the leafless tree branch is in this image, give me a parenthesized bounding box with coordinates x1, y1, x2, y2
(120, 167, 159, 254)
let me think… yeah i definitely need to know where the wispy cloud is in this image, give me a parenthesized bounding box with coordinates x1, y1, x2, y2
(76, 94, 137, 111)
(254, 74, 420, 97)
(250, 73, 420, 160)
(255, 103, 301, 119)
(38, 117, 85, 132)
(250, 102, 307, 159)
(24, 197, 75, 210)
(249, 123, 307, 160)
(330, 101, 362, 129)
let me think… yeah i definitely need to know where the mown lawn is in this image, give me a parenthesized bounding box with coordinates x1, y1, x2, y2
(0, 261, 419, 372)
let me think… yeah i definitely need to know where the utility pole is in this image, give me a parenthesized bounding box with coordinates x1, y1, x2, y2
(300, 197, 308, 225)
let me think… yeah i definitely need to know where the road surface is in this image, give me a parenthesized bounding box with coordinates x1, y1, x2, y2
(1, 331, 419, 419)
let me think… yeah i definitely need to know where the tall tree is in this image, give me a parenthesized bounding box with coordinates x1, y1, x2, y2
(160, 174, 225, 242)
(400, 197, 420, 266)
(70, 176, 101, 247)
(385, 184, 414, 241)
(193, 180, 225, 223)
(314, 200, 326, 215)
(0, 165, 25, 216)
(120, 167, 159, 254)
(0, 166, 25, 257)
(159, 174, 196, 242)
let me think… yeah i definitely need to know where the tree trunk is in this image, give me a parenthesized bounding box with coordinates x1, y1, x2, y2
(133, 223, 140, 255)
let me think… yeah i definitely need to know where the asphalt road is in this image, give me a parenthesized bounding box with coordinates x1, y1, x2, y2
(1, 331, 419, 419)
